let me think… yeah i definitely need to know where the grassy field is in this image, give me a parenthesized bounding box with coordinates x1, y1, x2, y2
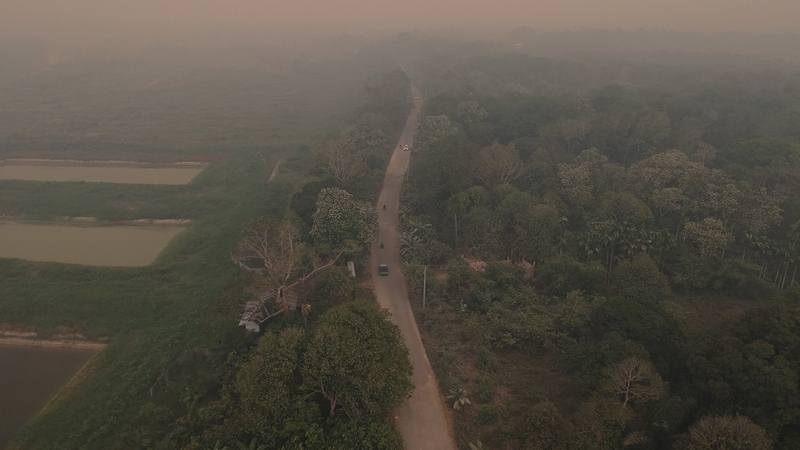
(0, 45, 377, 448)
(3, 148, 292, 448)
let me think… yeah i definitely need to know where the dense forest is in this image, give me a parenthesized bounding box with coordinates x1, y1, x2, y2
(400, 50, 800, 449)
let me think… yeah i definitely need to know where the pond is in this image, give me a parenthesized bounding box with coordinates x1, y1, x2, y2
(0, 160, 205, 185)
(0, 344, 97, 447)
(0, 221, 186, 266)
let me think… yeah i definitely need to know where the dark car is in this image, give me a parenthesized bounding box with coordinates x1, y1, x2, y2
(378, 264, 389, 276)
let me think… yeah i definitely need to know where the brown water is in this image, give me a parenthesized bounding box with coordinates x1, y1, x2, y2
(0, 345, 96, 447)
(0, 222, 185, 266)
(0, 164, 204, 184)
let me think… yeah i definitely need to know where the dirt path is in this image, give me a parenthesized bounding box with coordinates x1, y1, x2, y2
(0, 337, 107, 351)
(267, 159, 282, 183)
(370, 87, 457, 450)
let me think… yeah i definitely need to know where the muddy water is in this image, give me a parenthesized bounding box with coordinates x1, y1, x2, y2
(0, 222, 185, 266)
(0, 163, 204, 185)
(0, 345, 96, 447)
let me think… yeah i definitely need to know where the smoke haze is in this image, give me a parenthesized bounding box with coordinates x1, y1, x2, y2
(5, 0, 800, 43)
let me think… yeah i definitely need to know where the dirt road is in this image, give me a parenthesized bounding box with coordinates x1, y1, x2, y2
(370, 87, 457, 450)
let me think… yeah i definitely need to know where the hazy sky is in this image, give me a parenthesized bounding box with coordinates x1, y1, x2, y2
(5, 0, 800, 41)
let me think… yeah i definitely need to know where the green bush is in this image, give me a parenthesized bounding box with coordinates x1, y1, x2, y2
(537, 255, 604, 296)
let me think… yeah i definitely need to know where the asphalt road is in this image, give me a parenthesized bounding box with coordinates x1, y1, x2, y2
(370, 87, 457, 450)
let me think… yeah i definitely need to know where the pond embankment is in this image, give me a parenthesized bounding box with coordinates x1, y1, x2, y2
(0, 333, 105, 448)
(0, 158, 207, 185)
(0, 220, 187, 266)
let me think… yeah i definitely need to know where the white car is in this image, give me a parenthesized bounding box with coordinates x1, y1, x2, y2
(402, 144, 410, 151)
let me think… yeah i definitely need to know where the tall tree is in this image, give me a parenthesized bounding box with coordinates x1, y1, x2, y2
(311, 188, 376, 253)
(603, 357, 666, 407)
(415, 115, 459, 152)
(320, 134, 367, 187)
(302, 301, 412, 417)
(232, 220, 298, 287)
(683, 218, 733, 258)
(235, 328, 304, 439)
(687, 415, 771, 450)
(473, 143, 523, 188)
(520, 401, 576, 450)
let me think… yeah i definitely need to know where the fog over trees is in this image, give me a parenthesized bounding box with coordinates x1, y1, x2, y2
(2, 2, 800, 449)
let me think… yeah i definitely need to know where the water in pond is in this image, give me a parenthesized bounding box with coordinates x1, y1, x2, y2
(0, 345, 96, 447)
(0, 222, 185, 266)
(0, 163, 204, 185)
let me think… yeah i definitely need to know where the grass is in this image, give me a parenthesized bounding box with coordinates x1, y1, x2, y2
(0, 93, 363, 450)
(2, 148, 301, 448)
(0, 49, 405, 447)
(409, 295, 582, 449)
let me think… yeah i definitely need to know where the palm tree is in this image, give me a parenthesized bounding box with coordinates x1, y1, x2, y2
(447, 384, 472, 410)
(236, 438, 268, 450)
(468, 441, 486, 450)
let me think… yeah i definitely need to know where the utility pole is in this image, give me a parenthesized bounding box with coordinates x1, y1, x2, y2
(454, 213, 459, 248)
(422, 264, 428, 309)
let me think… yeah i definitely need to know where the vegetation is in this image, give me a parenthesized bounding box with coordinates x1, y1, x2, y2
(0, 43, 411, 449)
(401, 44, 800, 449)
(181, 301, 410, 450)
(7, 29, 800, 450)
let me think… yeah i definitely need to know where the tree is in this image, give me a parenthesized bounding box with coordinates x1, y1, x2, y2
(555, 117, 592, 153)
(580, 218, 654, 278)
(447, 186, 500, 255)
(734, 185, 782, 237)
(520, 401, 576, 450)
(538, 255, 604, 296)
(559, 161, 593, 206)
(629, 150, 707, 194)
(703, 182, 740, 224)
(235, 438, 269, 450)
(306, 267, 355, 313)
(604, 357, 665, 407)
(591, 296, 678, 359)
(473, 143, 522, 187)
(320, 134, 367, 187)
(457, 100, 488, 125)
(446, 384, 472, 410)
(688, 307, 800, 431)
(687, 415, 771, 450)
(400, 218, 439, 264)
(415, 115, 459, 152)
(232, 220, 298, 287)
(311, 188, 376, 252)
(302, 301, 412, 417)
(324, 418, 402, 450)
(610, 254, 670, 303)
(558, 148, 617, 208)
(649, 187, 690, 232)
(626, 109, 671, 163)
(291, 180, 335, 227)
(235, 328, 304, 439)
(496, 189, 563, 260)
(572, 399, 631, 450)
(683, 218, 733, 257)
